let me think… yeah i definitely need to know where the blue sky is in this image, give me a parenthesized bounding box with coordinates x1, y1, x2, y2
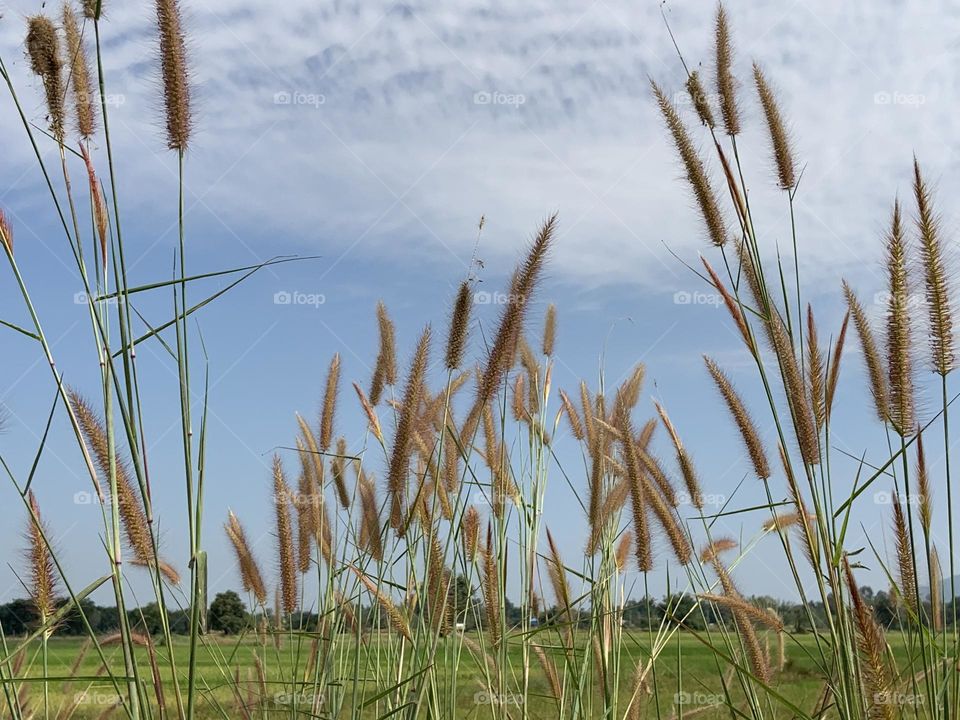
(1, 0, 959, 608)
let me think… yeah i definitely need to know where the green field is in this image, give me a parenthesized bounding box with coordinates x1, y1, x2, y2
(3, 631, 918, 718)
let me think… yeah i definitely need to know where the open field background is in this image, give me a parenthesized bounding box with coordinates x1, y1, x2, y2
(9, 632, 919, 719)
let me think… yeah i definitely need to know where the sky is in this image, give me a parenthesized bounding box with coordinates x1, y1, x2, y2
(1, 0, 959, 610)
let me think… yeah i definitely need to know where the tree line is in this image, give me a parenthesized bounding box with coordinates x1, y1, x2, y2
(0, 580, 951, 637)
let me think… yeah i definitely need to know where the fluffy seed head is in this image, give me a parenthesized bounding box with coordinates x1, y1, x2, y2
(652, 80, 727, 248)
(891, 491, 917, 615)
(272, 456, 297, 614)
(768, 314, 820, 465)
(714, 3, 740, 136)
(825, 311, 850, 422)
(843, 556, 894, 720)
(704, 356, 770, 478)
(155, 0, 192, 150)
(615, 395, 652, 572)
(70, 390, 179, 583)
(753, 63, 795, 190)
(445, 280, 472, 369)
(542, 303, 557, 356)
(806, 306, 826, 430)
(63, 4, 98, 139)
(700, 537, 737, 564)
(686, 70, 715, 127)
(26, 16, 66, 142)
(883, 201, 915, 434)
(387, 326, 431, 532)
(25, 491, 59, 625)
(844, 281, 889, 423)
(462, 505, 480, 561)
(225, 510, 267, 605)
(319, 353, 340, 452)
(83, 0, 102, 20)
(913, 159, 955, 375)
(476, 215, 557, 408)
(0, 210, 13, 255)
(370, 301, 397, 403)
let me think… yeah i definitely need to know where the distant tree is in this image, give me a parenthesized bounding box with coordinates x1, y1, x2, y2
(449, 575, 476, 627)
(0, 598, 38, 636)
(58, 598, 100, 636)
(129, 603, 166, 636)
(208, 591, 248, 635)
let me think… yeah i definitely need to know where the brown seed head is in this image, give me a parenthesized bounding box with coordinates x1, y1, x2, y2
(825, 311, 850, 422)
(83, 0, 102, 20)
(806, 305, 826, 430)
(714, 3, 740, 136)
(699, 537, 737, 564)
(387, 326, 431, 532)
(542, 303, 557, 356)
(70, 389, 179, 583)
(319, 353, 340, 452)
(843, 556, 894, 720)
(844, 281, 889, 423)
(686, 70, 715, 128)
(0, 210, 13, 255)
(63, 4, 98, 139)
(615, 395, 652, 572)
(26, 16, 66, 142)
(477, 215, 557, 408)
(704, 356, 770, 478)
(884, 201, 915, 434)
(752, 63, 795, 190)
(445, 280, 472, 369)
(913, 159, 955, 375)
(652, 80, 727, 248)
(272, 456, 297, 614)
(155, 0, 191, 150)
(891, 491, 917, 615)
(225, 510, 267, 605)
(25, 491, 59, 625)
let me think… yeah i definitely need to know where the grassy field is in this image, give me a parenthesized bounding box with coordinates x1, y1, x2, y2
(8, 631, 917, 718)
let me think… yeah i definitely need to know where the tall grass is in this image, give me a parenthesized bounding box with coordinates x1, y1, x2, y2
(0, 3, 957, 720)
